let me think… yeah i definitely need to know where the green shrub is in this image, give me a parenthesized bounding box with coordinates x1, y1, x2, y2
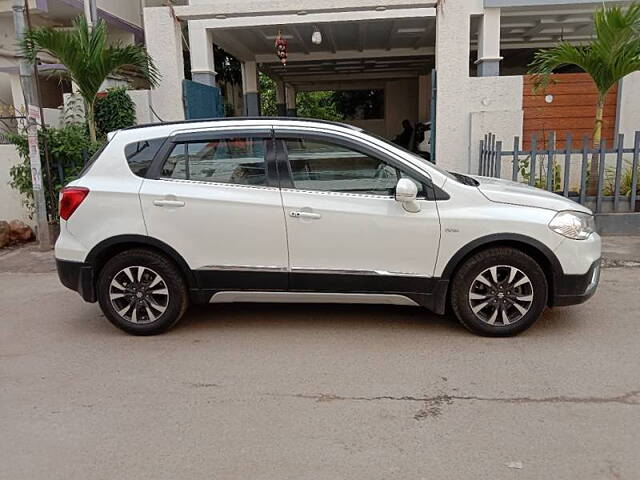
(258, 74, 341, 121)
(6, 125, 101, 221)
(604, 160, 640, 196)
(519, 154, 562, 191)
(94, 87, 136, 138)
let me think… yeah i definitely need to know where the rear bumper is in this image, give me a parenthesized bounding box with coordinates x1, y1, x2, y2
(56, 259, 97, 303)
(551, 259, 601, 307)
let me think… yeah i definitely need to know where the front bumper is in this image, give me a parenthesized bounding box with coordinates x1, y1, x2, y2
(56, 259, 97, 303)
(551, 259, 601, 307)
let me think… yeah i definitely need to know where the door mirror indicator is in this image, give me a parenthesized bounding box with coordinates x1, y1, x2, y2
(395, 178, 420, 213)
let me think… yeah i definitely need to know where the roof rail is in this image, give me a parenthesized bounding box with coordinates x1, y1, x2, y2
(121, 116, 361, 132)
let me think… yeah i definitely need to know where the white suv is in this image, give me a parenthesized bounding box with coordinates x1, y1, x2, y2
(55, 118, 601, 336)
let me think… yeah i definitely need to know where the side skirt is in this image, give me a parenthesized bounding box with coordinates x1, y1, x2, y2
(190, 269, 450, 315)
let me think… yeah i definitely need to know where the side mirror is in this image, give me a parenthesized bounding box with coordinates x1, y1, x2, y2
(395, 178, 420, 213)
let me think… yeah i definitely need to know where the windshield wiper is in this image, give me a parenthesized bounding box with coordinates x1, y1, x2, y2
(450, 172, 479, 186)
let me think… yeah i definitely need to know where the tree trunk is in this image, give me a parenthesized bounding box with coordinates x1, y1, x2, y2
(586, 95, 606, 196)
(86, 100, 97, 143)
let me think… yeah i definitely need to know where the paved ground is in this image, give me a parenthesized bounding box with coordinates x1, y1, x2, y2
(1, 239, 639, 480)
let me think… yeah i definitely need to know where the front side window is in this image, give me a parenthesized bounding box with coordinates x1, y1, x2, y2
(161, 137, 267, 186)
(284, 139, 424, 197)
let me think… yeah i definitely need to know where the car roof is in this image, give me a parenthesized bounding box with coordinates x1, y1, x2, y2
(98, 116, 451, 189)
(121, 116, 361, 134)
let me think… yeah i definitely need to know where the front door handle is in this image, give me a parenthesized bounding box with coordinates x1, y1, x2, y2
(153, 199, 185, 208)
(290, 210, 321, 220)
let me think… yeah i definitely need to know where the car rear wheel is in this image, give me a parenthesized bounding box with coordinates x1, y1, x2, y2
(97, 249, 188, 335)
(450, 247, 548, 336)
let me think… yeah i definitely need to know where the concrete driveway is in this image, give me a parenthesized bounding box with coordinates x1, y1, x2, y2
(1, 241, 639, 480)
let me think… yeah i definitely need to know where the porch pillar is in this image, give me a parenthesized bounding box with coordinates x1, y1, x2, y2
(435, 1, 473, 172)
(285, 83, 297, 117)
(188, 22, 216, 86)
(241, 61, 259, 116)
(143, 6, 185, 121)
(275, 80, 286, 116)
(475, 8, 502, 77)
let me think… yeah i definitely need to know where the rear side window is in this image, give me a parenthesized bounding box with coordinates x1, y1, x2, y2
(161, 137, 267, 186)
(124, 138, 166, 177)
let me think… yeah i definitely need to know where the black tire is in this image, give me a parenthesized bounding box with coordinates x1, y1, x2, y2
(450, 247, 548, 337)
(97, 249, 188, 335)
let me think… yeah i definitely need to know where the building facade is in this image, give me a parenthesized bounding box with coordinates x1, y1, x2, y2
(144, 0, 639, 174)
(2, 0, 639, 224)
(0, 0, 147, 120)
(0, 0, 149, 223)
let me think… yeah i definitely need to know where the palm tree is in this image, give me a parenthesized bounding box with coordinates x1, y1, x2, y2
(21, 17, 160, 141)
(528, 3, 640, 193)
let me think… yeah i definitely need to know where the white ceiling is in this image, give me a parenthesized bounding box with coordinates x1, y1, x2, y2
(214, 16, 437, 57)
(212, 17, 437, 82)
(472, 8, 597, 49)
(208, 6, 599, 83)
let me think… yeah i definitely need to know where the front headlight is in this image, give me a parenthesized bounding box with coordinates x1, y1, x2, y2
(549, 211, 596, 240)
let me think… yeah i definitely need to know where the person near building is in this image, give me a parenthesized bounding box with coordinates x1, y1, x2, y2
(392, 119, 414, 149)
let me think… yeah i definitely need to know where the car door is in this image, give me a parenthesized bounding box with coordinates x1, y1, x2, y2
(274, 128, 441, 298)
(139, 127, 289, 291)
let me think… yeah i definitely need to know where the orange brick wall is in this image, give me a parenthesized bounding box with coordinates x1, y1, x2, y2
(523, 73, 618, 149)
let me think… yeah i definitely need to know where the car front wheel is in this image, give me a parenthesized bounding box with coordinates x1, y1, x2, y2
(450, 247, 548, 336)
(97, 249, 188, 335)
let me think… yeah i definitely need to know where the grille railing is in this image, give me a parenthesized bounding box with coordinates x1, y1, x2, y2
(479, 131, 640, 213)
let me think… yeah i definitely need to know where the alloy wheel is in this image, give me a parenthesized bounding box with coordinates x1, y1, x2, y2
(468, 265, 534, 326)
(109, 266, 169, 324)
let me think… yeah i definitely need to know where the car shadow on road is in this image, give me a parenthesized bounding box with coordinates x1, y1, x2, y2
(175, 302, 467, 336)
(171, 300, 585, 339)
(68, 297, 583, 339)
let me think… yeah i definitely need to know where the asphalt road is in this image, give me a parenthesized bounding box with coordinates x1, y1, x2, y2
(1, 247, 639, 479)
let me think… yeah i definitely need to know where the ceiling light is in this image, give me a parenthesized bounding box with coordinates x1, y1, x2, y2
(397, 27, 426, 34)
(265, 34, 294, 40)
(312, 26, 322, 45)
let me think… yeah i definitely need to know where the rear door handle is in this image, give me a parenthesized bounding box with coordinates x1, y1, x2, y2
(290, 211, 321, 220)
(153, 199, 185, 208)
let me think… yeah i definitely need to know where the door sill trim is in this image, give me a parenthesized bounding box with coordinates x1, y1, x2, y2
(209, 291, 421, 306)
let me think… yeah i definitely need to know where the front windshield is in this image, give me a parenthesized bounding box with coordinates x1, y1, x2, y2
(359, 129, 461, 183)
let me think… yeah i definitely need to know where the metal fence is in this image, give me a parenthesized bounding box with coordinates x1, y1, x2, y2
(479, 131, 640, 213)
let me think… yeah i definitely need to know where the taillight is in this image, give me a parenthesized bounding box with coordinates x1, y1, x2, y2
(59, 187, 89, 220)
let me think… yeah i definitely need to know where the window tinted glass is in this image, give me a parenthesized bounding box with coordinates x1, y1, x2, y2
(284, 139, 423, 196)
(124, 137, 165, 177)
(162, 143, 188, 179)
(161, 137, 267, 186)
(364, 130, 459, 183)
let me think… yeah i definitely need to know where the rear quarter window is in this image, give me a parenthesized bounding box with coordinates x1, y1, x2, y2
(124, 137, 166, 177)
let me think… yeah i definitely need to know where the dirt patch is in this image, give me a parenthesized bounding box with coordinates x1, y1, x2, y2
(0, 243, 56, 274)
